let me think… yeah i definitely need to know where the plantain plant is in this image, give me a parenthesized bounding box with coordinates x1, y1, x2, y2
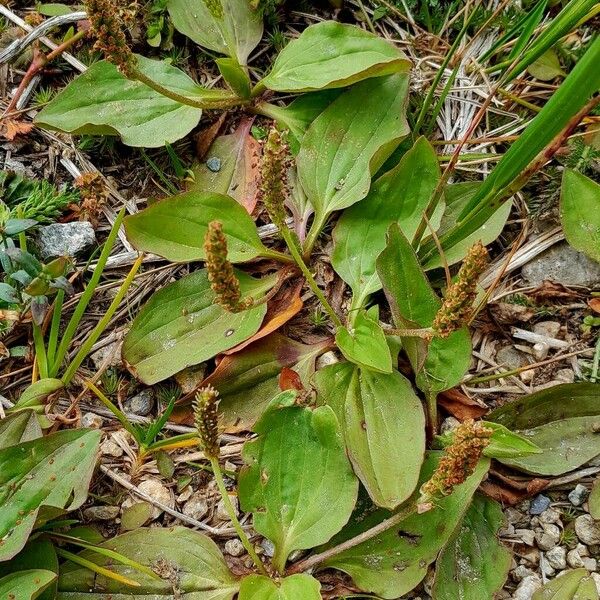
(4, 0, 600, 598)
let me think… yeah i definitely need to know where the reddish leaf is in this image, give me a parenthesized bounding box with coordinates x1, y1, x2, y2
(224, 280, 303, 355)
(190, 117, 260, 213)
(439, 388, 488, 420)
(3, 120, 34, 140)
(195, 112, 227, 159)
(279, 367, 304, 391)
(589, 297, 600, 314)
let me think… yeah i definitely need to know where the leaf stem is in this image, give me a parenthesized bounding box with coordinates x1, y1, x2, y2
(281, 226, 342, 329)
(209, 455, 269, 576)
(130, 66, 244, 110)
(32, 321, 48, 379)
(287, 500, 417, 575)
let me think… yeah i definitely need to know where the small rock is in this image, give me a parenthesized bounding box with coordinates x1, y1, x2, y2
(136, 479, 174, 520)
(577, 543, 589, 557)
(514, 574, 542, 600)
(540, 554, 555, 577)
(206, 157, 221, 172)
(575, 514, 600, 545)
(556, 369, 575, 384)
(81, 412, 103, 429)
(124, 389, 154, 416)
(592, 573, 600, 594)
(530, 494, 551, 515)
(90, 340, 123, 370)
(499, 523, 515, 537)
(182, 493, 209, 521)
(532, 321, 561, 338)
(520, 546, 541, 567)
(516, 529, 536, 546)
(440, 417, 460, 435)
(177, 487, 193, 503)
(83, 505, 120, 521)
(569, 484, 589, 506)
(533, 342, 550, 361)
(225, 539, 245, 557)
(496, 346, 529, 369)
(535, 524, 560, 551)
(261, 539, 275, 557)
(567, 548, 585, 568)
(216, 495, 239, 521)
(316, 351, 339, 370)
(521, 242, 600, 287)
(540, 508, 561, 524)
(100, 438, 123, 457)
(36, 221, 96, 260)
(583, 557, 599, 572)
(506, 508, 528, 526)
(512, 565, 534, 581)
(546, 546, 567, 570)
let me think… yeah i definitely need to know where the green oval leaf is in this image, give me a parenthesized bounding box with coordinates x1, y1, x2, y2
(262, 21, 410, 92)
(315, 363, 425, 509)
(297, 73, 410, 233)
(377, 223, 471, 393)
(589, 477, 600, 520)
(238, 393, 359, 572)
(481, 421, 542, 459)
(238, 574, 321, 600)
(57, 527, 238, 599)
(560, 169, 600, 263)
(12, 378, 64, 410)
(167, 0, 263, 65)
(432, 494, 511, 600)
(532, 568, 598, 600)
(488, 383, 600, 429)
(122, 269, 271, 385)
(0, 428, 101, 561)
(124, 191, 267, 263)
(322, 454, 490, 599)
(0, 570, 56, 600)
(0, 410, 42, 450)
(332, 136, 441, 303)
(335, 307, 393, 373)
(35, 58, 208, 147)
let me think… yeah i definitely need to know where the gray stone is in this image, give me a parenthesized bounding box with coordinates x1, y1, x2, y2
(225, 539, 245, 557)
(83, 505, 120, 521)
(135, 479, 174, 520)
(583, 557, 598, 572)
(261, 539, 275, 557)
(592, 573, 600, 594)
(206, 157, 221, 172)
(440, 417, 460, 435)
(315, 351, 339, 370)
(540, 553, 555, 577)
(36, 221, 96, 260)
(100, 437, 123, 457)
(535, 524, 560, 550)
(575, 514, 600, 545)
(506, 507, 528, 527)
(512, 565, 534, 581)
(530, 494, 551, 515)
(124, 389, 154, 416)
(532, 321, 562, 338)
(216, 495, 239, 521)
(516, 529, 536, 546)
(81, 412, 103, 429)
(90, 340, 123, 370)
(568, 484, 589, 506)
(496, 345, 529, 369)
(514, 574, 542, 600)
(182, 493, 209, 521)
(545, 546, 567, 570)
(522, 242, 600, 287)
(539, 508, 561, 525)
(567, 548, 585, 568)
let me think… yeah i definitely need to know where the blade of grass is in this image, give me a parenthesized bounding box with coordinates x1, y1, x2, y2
(55, 547, 141, 588)
(85, 380, 139, 439)
(50, 208, 125, 376)
(46, 288, 64, 367)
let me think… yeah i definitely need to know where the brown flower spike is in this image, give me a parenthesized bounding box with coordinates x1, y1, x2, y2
(432, 240, 488, 337)
(419, 419, 492, 512)
(85, 0, 135, 76)
(204, 221, 252, 313)
(193, 385, 220, 459)
(259, 127, 290, 232)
